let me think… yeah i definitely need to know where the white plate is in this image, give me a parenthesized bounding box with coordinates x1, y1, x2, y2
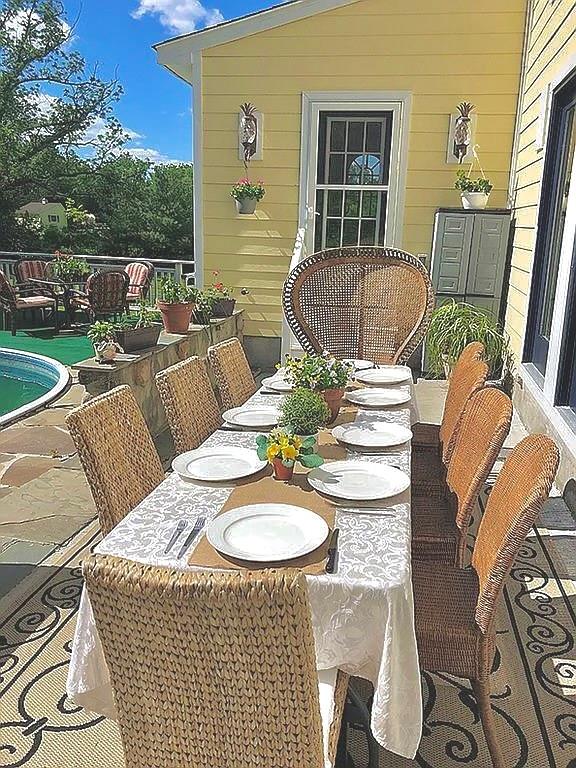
(344, 388, 411, 408)
(206, 503, 329, 562)
(261, 375, 293, 393)
(307, 460, 410, 500)
(332, 422, 413, 449)
(342, 358, 375, 371)
(222, 405, 280, 429)
(172, 446, 267, 482)
(355, 366, 412, 386)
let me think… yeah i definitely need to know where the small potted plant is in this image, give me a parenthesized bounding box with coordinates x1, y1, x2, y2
(207, 271, 236, 317)
(114, 302, 162, 352)
(280, 387, 331, 437)
(157, 276, 197, 334)
(87, 320, 123, 363)
(192, 290, 216, 325)
(230, 178, 265, 215)
(51, 253, 91, 283)
(256, 428, 324, 481)
(283, 353, 353, 423)
(455, 169, 493, 210)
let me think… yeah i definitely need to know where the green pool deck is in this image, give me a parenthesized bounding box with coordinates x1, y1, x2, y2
(0, 329, 93, 366)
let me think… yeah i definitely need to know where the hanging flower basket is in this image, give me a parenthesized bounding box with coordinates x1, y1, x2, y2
(231, 178, 265, 215)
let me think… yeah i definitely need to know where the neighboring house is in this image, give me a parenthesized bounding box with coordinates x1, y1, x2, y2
(16, 200, 67, 229)
(155, 0, 576, 483)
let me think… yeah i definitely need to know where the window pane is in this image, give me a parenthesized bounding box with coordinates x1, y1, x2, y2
(330, 121, 346, 151)
(360, 219, 377, 246)
(326, 219, 341, 248)
(314, 190, 324, 252)
(347, 122, 364, 152)
(362, 154, 383, 185)
(378, 191, 388, 244)
(328, 154, 345, 184)
(366, 122, 382, 152)
(344, 190, 360, 217)
(327, 190, 343, 217)
(346, 155, 364, 185)
(362, 191, 378, 218)
(342, 219, 359, 246)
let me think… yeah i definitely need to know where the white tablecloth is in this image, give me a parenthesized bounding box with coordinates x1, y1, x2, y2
(67, 380, 423, 759)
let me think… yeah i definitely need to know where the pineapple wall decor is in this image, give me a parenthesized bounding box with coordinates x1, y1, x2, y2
(238, 102, 263, 165)
(446, 102, 477, 164)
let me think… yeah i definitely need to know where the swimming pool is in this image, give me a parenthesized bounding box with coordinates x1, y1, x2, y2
(0, 348, 71, 427)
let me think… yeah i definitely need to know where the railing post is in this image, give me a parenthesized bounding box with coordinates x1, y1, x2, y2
(175, 262, 183, 283)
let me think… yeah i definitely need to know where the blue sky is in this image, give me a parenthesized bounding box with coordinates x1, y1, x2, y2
(61, 0, 272, 164)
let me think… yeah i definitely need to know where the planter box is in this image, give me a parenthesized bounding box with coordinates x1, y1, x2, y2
(116, 324, 162, 352)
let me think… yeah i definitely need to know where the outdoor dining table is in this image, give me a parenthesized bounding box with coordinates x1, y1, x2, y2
(67, 374, 423, 760)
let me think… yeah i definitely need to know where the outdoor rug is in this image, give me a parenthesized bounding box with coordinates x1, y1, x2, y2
(1, 492, 575, 768)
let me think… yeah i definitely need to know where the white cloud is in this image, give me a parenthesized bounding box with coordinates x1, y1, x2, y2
(132, 0, 224, 34)
(122, 146, 187, 164)
(83, 116, 143, 143)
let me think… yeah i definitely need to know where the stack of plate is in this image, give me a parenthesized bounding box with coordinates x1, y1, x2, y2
(260, 373, 293, 393)
(222, 405, 280, 429)
(344, 388, 411, 408)
(172, 446, 267, 482)
(342, 358, 375, 371)
(354, 366, 412, 386)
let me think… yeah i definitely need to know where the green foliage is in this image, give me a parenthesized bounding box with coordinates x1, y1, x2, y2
(455, 170, 493, 194)
(51, 255, 90, 280)
(230, 178, 265, 202)
(280, 388, 330, 436)
(282, 353, 352, 391)
(115, 303, 160, 330)
(193, 290, 216, 323)
(255, 430, 323, 469)
(427, 300, 515, 382)
(86, 320, 115, 344)
(158, 276, 197, 305)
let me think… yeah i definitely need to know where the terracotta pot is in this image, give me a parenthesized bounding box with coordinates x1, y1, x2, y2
(212, 298, 236, 317)
(157, 301, 195, 334)
(272, 458, 294, 481)
(322, 387, 345, 424)
(236, 197, 258, 215)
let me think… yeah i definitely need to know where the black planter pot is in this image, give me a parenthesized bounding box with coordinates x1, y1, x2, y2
(212, 298, 236, 318)
(115, 324, 162, 352)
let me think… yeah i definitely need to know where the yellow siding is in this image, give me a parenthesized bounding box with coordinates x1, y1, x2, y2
(506, 0, 576, 357)
(202, 0, 526, 337)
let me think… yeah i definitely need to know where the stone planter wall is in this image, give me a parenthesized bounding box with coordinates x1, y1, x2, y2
(73, 311, 244, 436)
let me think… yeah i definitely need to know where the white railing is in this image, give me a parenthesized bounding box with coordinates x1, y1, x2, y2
(0, 251, 194, 304)
(280, 226, 308, 359)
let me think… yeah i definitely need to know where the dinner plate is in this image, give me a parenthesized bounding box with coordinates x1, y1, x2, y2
(260, 375, 293, 393)
(206, 503, 329, 562)
(172, 447, 267, 482)
(344, 388, 411, 408)
(332, 422, 413, 450)
(307, 460, 410, 500)
(354, 366, 412, 386)
(342, 358, 375, 371)
(222, 405, 280, 429)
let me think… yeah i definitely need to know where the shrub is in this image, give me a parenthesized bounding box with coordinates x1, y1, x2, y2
(280, 388, 330, 435)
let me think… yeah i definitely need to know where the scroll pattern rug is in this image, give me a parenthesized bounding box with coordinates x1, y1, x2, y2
(0, 493, 575, 768)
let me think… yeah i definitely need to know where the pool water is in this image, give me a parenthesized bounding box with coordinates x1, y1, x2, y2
(0, 374, 50, 417)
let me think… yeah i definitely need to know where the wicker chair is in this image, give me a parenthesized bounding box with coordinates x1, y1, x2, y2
(69, 269, 129, 321)
(66, 385, 164, 536)
(0, 269, 57, 335)
(83, 558, 349, 768)
(282, 247, 435, 365)
(156, 356, 222, 454)
(413, 434, 559, 768)
(125, 261, 154, 304)
(412, 387, 512, 566)
(14, 258, 55, 298)
(208, 337, 257, 410)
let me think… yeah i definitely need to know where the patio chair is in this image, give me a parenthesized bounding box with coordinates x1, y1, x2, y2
(83, 560, 349, 768)
(14, 258, 55, 299)
(208, 337, 257, 410)
(125, 261, 154, 305)
(156, 356, 222, 454)
(282, 246, 435, 365)
(413, 434, 559, 768)
(66, 385, 164, 536)
(412, 387, 512, 566)
(69, 269, 129, 322)
(0, 269, 57, 336)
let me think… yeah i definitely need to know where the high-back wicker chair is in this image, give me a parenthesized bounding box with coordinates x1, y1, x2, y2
(66, 386, 164, 536)
(14, 259, 54, 298)
(83, 558, 348, 768)
(412, 387, 512, 566)
(282, 247, 435, 365)
(413, 434, 559, 768)
(0, 269, 57, 335)
(69, 269, 129, 321)
(208, 337, 257, 410)
(125, 261, 154, 304)
(156, 356, 222, 454)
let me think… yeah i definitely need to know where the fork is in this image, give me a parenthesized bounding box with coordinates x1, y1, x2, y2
(177, 516, 206, 559)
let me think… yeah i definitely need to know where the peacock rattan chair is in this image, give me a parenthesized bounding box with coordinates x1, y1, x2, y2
(83, 558, 349, 768)
(413, 434, 559, 768)
(208, 337, 257, 410)
(66, 385, 164, 536)
(282, 247, 435, 365)
(412, 387, 512, 566)
(156, 356, 222, 454)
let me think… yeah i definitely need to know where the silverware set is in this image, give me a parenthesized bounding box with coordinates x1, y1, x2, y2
(163, 516, 206, 558)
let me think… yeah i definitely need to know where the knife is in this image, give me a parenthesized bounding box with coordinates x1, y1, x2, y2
(164, 519, 187, 555)
(177, 516, 206, 559)
(325, 528, 340, 574)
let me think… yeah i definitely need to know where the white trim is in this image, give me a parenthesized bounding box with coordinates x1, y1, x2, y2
(191, 51, 204, 288)
(520, 363, 576, 456)
(298, 91, 411, 253)
(154, 0, 361, 83)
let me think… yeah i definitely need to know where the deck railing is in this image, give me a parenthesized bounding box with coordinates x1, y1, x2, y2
(280, 226, 308, 358)
(0, 251, 194, 305)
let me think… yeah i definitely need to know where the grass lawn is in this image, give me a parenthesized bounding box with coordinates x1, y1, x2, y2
(0, 328, 92, 366)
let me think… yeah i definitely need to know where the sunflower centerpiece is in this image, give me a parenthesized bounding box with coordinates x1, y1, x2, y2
(256, 428, 324, 481)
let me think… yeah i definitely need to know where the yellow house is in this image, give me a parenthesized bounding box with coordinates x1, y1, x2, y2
(155, 0, 576, 482)
(16, 200, 67, 230)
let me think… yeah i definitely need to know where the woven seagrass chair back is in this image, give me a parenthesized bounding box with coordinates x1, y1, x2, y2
(456, 341, 485, 366)
(67, 386, 164, 536)
(86, 270, 129, 314)
(208, 337, 257, 410)
(472, 434, 559, 634)
(439, 356, 489, 463)
(282, 247, 435, 364)
(125, 261, 154, 300)
(446, 387, 512, 530)
(156, 356, 222, 454)
(83, 557, 326, 768)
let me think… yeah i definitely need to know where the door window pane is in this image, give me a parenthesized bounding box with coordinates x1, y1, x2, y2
(327, 190, 343, 217)
(344, 190, 360, 217)
(328, 154, 345, 184)
(366, 122, 382, 152)
(347, 122, 364, 152)
(330, 121, 346, 151)
(326, 219, 341, 248)
(362, 191, 378, 218)
(360, 219, 377, 246)
(342, 219, 360, 246)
